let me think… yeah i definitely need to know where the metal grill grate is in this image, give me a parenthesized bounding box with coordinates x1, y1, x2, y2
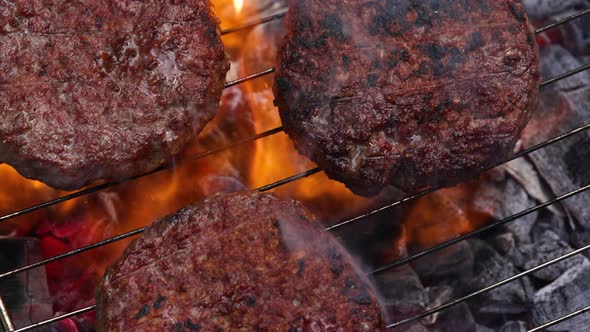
(1, 8, 590, 332)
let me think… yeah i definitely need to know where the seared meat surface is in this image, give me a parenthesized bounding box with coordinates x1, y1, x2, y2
(96, 191, 386, 331)
(0, 0, 229, 190)
(274, 0, 540, 196)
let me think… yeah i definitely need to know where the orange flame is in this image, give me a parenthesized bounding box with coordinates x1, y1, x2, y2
(233, 0, 244, 13)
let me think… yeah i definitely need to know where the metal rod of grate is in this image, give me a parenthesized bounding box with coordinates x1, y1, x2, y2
(1, 8, 590, 332)
(528, 304, 590, 332)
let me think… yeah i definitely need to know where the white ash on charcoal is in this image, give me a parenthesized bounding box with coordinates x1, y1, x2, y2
(374, 266, 427, 321)
(531, 210, 571, 245)
(571, 230, 590, 259)
(521, 45, 590, 230)
(525, 1, 590, 55)
(499, 320, 528, 332)
(0, 238, 53, 332)
(426, 302, 476, 332)
(473, 174, 539, 245)
(410, 241, 474, 286)
(532, 261, 590, 331)
(503, 159, 565, 219)
(476, 324, 495, 332)
(420, 286, 454, 327)
(492, 232, 518, 255)
(467, 240, 530, 316)
(522, 0, 586, 18)
(508, 230, 588, 282)
(539, 46, 590, 95)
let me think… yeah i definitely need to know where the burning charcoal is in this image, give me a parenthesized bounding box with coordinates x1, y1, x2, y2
(411, 242, 474, 284)
(468, 240, 529, 315)
(499, 321, 527, 332)
(522, 46, 590, 231)
(532, 261, 590, 331)
(474, 177, 538, 245)
(476, 324, 495, 332)
(531, 210, 571, 244)
(375, 266, 426, 321)
(420, 286, 453, 326)
(426, 302, 476, 332)
(503, 159, 563, 218)
(509, 231, 588, 282)
(493, 232, 517, 255)
(539, 46, 590, 92)
(571, 230, 590, 259)
(0, 238, 53, 331)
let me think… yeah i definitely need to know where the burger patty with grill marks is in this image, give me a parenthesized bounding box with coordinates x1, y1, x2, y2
(96, 191, 386, 331)
(274, 0, 540, 196)
(0, 0, 229, 190)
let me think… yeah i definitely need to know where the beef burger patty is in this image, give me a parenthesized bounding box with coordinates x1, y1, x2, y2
(0, 0, 229, 190)
(96, 191, 386, 331)
(274, 0, 540, 196)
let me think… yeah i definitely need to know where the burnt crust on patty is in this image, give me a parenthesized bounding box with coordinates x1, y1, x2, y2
(96, 191, 386, 331)
(274, 0, 540, 196)
(0, 0, 229, 190)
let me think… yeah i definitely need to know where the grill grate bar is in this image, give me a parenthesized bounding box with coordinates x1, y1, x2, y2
(225, 67, 275, 88)
(540, 62, 590, 88)
(1, 8, 589, 332)
(371, 179, 590, 274)
(11, 306, 96, 332)
(0, 64, 589, 282)
(534, 8, 590, 34)
(386, 240, 590, 329)
(220, 9, 287, 35)
(0, 296, 14, 331)
(527, 304, 590, 332)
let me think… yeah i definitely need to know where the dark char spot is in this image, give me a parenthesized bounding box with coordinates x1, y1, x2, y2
(296, 259, 305, 277)
(276, 77, 291, 92)
(175, 322, 184, 332)
(400, 48, 410, 62)
(96, 15, 104, 29)
(321, 14, 345, 41)
(436, 97, 453, 112)
(39, 64, 48, 77)
(185, 319, 201, 331)
(134, 304, 150, 320)
(344, 276, 357, 288)
(467, 31, 484, 52)
(351, 289, 373, 305)
(327, 247, 344, 276)
(154, 295, 166, 309)
(509, 3, 526, 22)
(527, 33, 535, 46)
(423, 43, 446, 60)
(368, 73, 379, 87)
(342, 55, 351, 67)
(246, 296, 256, 307)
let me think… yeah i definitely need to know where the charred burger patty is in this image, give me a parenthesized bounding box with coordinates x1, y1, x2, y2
(274, 0, 540, 196)
(96, 191, 386, 331)
(0, 0, 229, 190)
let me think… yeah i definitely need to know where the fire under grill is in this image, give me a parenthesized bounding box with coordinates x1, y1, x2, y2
(1, 4, 590, 332)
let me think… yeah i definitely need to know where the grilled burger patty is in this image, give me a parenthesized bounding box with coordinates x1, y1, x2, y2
(0, 0, 229, 190)
(274, 0, 540, 196)
(96, 191, 386, 331)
